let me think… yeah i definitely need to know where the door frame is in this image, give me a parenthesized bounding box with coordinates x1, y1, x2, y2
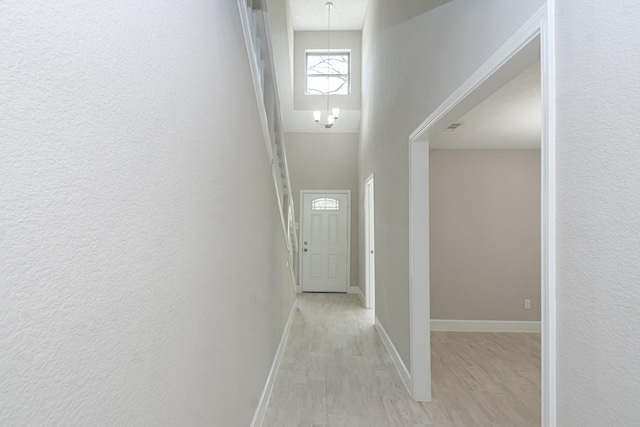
(364, 174, 375, 309)
(407, 4, 556, 426)
(298, 190, 351, 293)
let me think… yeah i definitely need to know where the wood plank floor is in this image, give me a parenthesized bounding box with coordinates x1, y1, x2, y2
(263, 293, 540, 427)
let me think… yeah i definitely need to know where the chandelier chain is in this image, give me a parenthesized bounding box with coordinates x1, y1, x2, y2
(313, 1, 339, 129)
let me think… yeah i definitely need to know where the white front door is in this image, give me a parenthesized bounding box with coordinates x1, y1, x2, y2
(301, 192, 349, 293)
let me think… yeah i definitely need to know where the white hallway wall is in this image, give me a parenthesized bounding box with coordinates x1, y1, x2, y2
(556, 0, 640, 424)
(361, 0, 640, 424)
(0, 2, 295, 426)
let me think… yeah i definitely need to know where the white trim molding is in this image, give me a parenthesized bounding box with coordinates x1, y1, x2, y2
(408, 4, 556, 425)
(431, 320, 541, 333)
(250, 300, 298, 427)
(375, 317, 412, 396)
(540, 1, 557, 424)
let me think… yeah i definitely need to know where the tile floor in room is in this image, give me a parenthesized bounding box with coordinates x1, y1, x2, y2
(263, 293, 540, 427)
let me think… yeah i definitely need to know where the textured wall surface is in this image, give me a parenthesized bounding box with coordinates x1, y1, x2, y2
(0, 1, 295, 425)
(359, 0, 545, 367)
(430, 150, 541, 321)
(555, 0, 640, 424)
(286, 132, 359, 290)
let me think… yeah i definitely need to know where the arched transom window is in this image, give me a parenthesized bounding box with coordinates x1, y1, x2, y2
(311, 197, 340, 211)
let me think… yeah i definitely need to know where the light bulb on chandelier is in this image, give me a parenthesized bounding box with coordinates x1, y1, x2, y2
(313, 2, 340, 129)
(314, 107, 340, 128)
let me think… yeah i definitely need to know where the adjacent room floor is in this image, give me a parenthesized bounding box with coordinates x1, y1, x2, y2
(263, 293, 540, 427)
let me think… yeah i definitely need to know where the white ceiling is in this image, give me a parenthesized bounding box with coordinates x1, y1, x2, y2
(430, 60, 541, 150)
(290, 0, 368, 31)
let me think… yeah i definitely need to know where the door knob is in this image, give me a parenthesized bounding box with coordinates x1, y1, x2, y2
(304, 248, 308, 252)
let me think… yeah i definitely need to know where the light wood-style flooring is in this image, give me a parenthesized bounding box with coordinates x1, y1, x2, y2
(264, 293, 540, 427)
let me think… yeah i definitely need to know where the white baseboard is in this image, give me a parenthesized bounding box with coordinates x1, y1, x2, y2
(250, 300, 298, 427)
(430, 319, 541, 333)
(375, 317, 413, 396)
(356, 287, 366, 307)
(348, 286, 365, 306)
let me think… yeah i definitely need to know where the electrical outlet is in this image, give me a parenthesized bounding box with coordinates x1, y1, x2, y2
(525, 299, 531, 310)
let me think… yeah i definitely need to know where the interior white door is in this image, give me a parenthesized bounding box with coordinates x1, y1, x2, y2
(364, 175, 375, 309)
(301, 192, 349, 292)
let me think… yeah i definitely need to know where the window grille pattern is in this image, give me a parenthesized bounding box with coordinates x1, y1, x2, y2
(306, 52, 349, 95)
(312, 197, 340, 211)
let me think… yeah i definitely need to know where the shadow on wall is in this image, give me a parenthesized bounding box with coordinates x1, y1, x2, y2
(366, 0, 453, 31)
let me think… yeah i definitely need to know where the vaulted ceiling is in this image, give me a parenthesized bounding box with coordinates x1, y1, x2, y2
(289, 0, 368, 31)
(275, 0, 541, 145)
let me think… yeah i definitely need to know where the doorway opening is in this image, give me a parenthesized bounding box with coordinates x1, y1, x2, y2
(429, 55, 542, 422)
(364, 174, 375, 310)
(407, 6, 555, 426)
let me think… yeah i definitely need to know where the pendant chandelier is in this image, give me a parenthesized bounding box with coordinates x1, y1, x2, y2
(313, 1, 340, 129)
